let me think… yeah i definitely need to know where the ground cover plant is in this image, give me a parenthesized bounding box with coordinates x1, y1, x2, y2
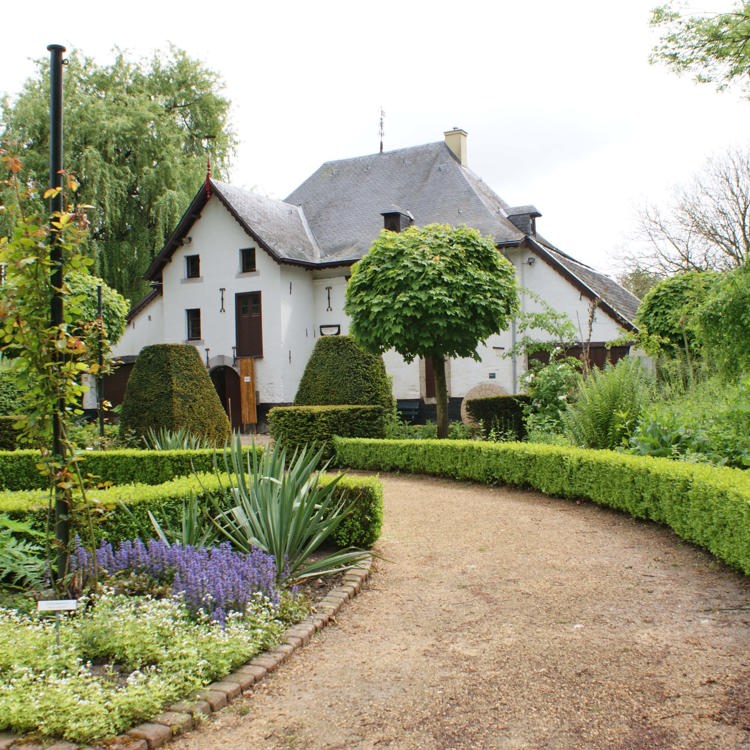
(0, 588, 285, 743)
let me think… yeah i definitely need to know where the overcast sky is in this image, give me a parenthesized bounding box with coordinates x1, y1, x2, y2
(1, 0, 748, 277)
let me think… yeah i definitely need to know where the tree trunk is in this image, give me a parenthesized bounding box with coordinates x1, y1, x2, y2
(433, 356, 449, 439)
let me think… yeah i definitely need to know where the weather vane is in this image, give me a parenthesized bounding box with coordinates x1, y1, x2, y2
(379, 107, 385, 154)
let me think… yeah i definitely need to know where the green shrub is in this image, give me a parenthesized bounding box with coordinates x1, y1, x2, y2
(465, 395, 530, 440)
(0, 367, 21, 417)
(631, 375, 750, 468)
(564, 357, 653, 449)
(119, 345, 230, 445)
(0, 418, 20, 451)
(0, 447, 261, 491)
(636, 270, 719, 358)
(295, 335, 394, 412)
(0, 469, 382, 549)
(335, 437, 750, 574)
(522, 355, 581, 438)
(268, 404, 386, 458)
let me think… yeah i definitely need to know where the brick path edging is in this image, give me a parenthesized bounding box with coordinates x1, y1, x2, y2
(0, 558, 372, 750)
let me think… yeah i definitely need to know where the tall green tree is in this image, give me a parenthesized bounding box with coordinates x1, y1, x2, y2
(650, 2, 750, 96)
(0, 47, 235, 302)
(635, 270, 719, 358)
(344, 224, 518, 438)
(697, 263, 750, 377)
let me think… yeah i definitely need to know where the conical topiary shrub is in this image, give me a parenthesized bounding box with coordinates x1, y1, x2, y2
(294, 335, 394, 411)
(119, 344, 230, 445)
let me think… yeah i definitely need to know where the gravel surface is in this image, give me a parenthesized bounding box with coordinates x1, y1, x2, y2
(171, 473, 750, 750)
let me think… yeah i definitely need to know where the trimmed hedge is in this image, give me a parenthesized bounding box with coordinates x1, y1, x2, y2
(119, 344, 230, 445)
(295, 335, 394, 412)
(268, 405, 386, 458)
(464, 395, 531, 440)
(0, 471, 383, 550)
(334, 437, 750, 575)
(0, 447, 261, 491)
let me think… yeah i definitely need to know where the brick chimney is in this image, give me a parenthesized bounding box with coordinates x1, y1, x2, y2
(444, 127, 468, 166)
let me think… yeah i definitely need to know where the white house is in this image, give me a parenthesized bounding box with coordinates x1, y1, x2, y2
(112, 128, 639, 429)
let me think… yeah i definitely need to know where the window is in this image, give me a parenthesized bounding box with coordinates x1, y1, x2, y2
(185, 254, 200, 279)
(240, 247, 256, 273)
(186, 308, 202, 340)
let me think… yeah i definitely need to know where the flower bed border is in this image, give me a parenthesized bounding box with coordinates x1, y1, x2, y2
(0, 558, 372, 750)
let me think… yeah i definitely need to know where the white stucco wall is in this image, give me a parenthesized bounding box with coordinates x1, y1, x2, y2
(280, 265, 317, 403)
(113, 293, 165, 359)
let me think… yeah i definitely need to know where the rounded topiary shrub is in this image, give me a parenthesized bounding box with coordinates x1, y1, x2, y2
(294, 335, 394, 411)
(119, 344, 230, 445)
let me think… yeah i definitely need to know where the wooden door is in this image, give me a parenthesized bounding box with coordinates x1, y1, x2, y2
(239, 357, 258, 426)
(210, 366, 241, 429)
(235, 292, 263, 357)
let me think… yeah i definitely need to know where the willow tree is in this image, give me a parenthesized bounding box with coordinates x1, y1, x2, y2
(345, 224, 518, 438)
(0, 47, 235, 302)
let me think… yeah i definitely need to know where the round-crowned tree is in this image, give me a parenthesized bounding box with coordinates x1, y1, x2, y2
(119, 344, 230, 445)
(294, 335, 394, 411)
(635, 270, 719, 358)
(345, 223, 518, 438)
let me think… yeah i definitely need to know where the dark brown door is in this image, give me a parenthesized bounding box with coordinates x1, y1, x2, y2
(236, 292, 263, 357)
(210, 366, 241, 429)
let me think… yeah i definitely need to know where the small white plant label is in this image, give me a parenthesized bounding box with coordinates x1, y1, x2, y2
(37, 599, 78, 612)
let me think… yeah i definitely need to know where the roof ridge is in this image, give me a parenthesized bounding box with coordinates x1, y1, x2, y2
(318, 140, 445, 169)
(294, 203, 322, 263)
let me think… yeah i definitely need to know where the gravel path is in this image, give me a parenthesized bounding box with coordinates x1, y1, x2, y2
(172, 473, 750, 750)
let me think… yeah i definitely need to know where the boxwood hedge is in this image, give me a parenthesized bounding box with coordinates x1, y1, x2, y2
(0, 447, 261, 491)
(0, 470, 382, 550)
(334, 437, 750, 574)
(269, 404, 385, 458)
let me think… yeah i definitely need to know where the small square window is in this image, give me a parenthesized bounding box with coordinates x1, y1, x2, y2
(240, 247, 256, 273)
(186, 308, 201, 340)
(186, 254, 200, 279)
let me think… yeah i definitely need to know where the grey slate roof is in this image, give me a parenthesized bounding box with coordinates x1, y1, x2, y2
(212, 181, 320, 265)
(285, 141, 524, 262)
(530, 237, 640, 329)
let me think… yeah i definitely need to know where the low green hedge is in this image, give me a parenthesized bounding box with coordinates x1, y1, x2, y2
(464, 395, 530, 440)
(268, 405, 386, 458)
(0, 471, 382, 550)
(334, 437, 750, 574)
(0, 447, 261, 491)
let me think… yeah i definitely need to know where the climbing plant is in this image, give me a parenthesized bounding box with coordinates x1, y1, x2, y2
(0, 151, 100, 587)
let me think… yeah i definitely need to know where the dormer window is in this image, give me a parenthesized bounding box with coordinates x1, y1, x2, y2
(240, 247, 257, 273)
(185, 254, 200, 279)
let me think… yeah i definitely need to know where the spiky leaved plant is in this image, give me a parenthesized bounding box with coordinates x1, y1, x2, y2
(210, 436, 369, 584)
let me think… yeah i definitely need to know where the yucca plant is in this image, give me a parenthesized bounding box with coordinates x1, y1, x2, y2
(147, 494, 219, 549)
(142, 426, 217, 450)
(210, 436, 369, 584)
